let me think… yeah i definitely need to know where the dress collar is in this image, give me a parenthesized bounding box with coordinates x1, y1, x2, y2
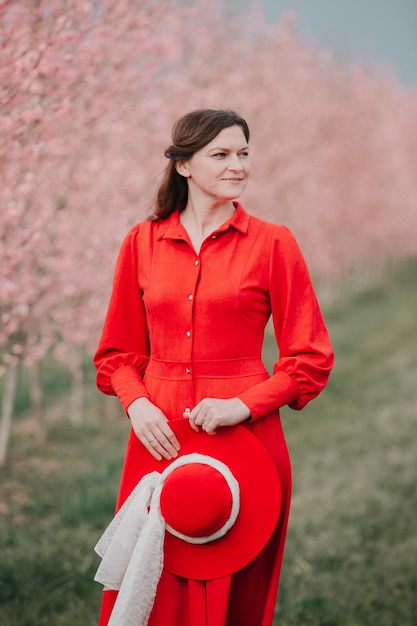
(156, 202, 250, 241)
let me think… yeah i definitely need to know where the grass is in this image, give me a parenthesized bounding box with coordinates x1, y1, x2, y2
(0, 257, 416, 625)
(0, 414, 126, 626)
(274, 257, 417, 626)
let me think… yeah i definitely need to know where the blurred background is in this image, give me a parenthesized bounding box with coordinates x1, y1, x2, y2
(1, 1, 416, 624)
(248, 0, 417, 85)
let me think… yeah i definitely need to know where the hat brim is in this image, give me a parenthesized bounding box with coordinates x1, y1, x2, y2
(118, 418, 281, 580)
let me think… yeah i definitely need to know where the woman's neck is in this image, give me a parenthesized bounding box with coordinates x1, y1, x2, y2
(180, 200, 236, 253)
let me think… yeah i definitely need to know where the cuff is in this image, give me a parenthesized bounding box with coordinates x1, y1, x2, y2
(110, 365, 150, 414)
(237, 371, 300, 421)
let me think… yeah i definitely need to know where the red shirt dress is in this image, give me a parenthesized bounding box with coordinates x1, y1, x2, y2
(94, 203, 334, 626)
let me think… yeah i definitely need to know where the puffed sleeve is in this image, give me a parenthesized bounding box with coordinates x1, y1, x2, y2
(238, 225, 334, 420)
(93, 224, 151, 412)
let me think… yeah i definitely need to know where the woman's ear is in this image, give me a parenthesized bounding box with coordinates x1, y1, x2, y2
(175, 161, 190, 178)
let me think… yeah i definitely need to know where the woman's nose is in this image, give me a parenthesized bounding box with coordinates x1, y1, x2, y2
(227, 154, 243, 170)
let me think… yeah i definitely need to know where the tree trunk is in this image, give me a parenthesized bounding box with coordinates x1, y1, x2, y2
(70, 355, 84, 425)
(102, 393, 122, 421)
(29, 360, 46, 439)
(0, 361, 19, 467)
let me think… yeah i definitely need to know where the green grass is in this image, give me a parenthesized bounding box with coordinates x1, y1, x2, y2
(274, 258, 417, 626)
(0, 412, 127, 626)
(0, 257, 416, 625)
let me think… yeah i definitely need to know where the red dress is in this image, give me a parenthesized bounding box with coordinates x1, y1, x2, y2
(94, 203, 334, 626)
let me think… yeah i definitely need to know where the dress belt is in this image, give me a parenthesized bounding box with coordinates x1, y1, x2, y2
(145, 357, 268, 379)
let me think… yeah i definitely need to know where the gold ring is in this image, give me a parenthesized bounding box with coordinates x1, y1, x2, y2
(148, 438, 156, 444)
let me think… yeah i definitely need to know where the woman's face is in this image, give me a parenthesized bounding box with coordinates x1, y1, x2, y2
(177, 125, 251, 204)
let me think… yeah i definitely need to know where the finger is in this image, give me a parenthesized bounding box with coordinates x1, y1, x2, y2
(204, 422, 218, 435)
(145, 425, 179, 461)
(186, 406, 204, 431)
(187, 415, 200, 432)
(194, 408, 208, 428)
(145, 434, 178, 461)
(142, 436, 163, 461)
(183, 409, 199, 431)
(158, 421, 181, 451)
(188, 401, 204, 422)
(148, 438, 177, 460)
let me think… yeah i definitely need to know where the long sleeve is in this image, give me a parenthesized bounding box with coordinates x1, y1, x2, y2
(94, 224, 151, 412)
(238, 226, 334, 420)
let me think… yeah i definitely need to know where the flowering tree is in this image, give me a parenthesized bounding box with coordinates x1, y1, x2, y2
(1, 0, 416, 463)
(0, 0, 175, 460)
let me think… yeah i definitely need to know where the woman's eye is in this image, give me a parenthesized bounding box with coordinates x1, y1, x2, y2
(213, 152, 227, 158)
(239, 151, 249, 158)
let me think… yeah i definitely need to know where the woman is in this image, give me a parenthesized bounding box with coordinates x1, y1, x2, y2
(94, 109, 334, 626)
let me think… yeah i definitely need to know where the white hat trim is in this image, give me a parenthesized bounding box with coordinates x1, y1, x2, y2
(93, 453, 240, 626)
(163, 453, 240, 543)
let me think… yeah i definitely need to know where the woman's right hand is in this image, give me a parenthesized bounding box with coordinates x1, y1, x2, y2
(127, 397, 180, 461)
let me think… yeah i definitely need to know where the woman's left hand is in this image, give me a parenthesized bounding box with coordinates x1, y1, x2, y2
(184, 398, 251, 434)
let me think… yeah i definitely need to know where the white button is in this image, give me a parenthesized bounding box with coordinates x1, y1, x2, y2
(185, 368, 191, 374)
(211, 235, 217, 239)
(194, 260, 199, 266)
(185, 407, 191, 413)
(186, 331, 191, 337)
(188, 294, 193, 300)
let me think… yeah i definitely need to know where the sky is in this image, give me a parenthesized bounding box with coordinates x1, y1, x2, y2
(229, 0, 417, 85)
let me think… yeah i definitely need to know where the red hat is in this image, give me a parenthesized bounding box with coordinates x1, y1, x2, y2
(132, 419, 281, 579)
(94, 420, 281, 625)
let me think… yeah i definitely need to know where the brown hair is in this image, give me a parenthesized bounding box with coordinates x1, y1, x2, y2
(151, 109, 250, 220)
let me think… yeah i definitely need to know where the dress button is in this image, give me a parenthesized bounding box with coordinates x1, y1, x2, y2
(186, 331, 191, 338)
(185, 368, 191, 374)
(211, 235, 217, 239)
(188, 294, 193, 300)
(194, 260, 199, 266)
